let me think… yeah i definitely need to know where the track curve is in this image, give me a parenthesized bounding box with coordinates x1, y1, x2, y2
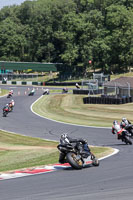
(0, 85, 133, 200)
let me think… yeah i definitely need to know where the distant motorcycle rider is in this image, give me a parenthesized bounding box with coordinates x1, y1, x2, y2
(7, 90, 13, 98)
(43, 89, 49, 95)
(10, 99, 15, 107)
(31, 88, 35, 93)
(120, 117, 133, 135)
(62, 87, 68, 93)
(3, 104, 9, 112)
(120, 117, 131, 128)
(9, 90, 13, 95)
(112, 120, 128, 140)
(8, 100, 15, 111)
(59, 133, 91, 164)
(29, 88, 35, 96)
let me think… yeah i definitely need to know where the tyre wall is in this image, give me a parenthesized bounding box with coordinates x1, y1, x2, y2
(83, 96, 133, 104)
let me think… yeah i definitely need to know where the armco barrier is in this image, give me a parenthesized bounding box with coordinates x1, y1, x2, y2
(83, 96, 133, 104)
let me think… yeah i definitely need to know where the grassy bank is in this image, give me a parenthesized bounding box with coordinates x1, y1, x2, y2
(0, 130, 58, 172)
(0, 89, 8, 96)
(0, 130, 111, 173)
(32, 94, 133, 127)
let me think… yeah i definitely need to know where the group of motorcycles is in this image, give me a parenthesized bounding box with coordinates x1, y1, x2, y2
(3, 87, 99, 171)
(112, 119, 133, 145)
(4, 87, 133, 171)
(28, 88, 50, 96)
(3, 90, 14, 117)
(57, 119, 133, 170)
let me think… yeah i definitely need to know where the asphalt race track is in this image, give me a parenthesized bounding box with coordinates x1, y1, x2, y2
(0, 85, 133, 200)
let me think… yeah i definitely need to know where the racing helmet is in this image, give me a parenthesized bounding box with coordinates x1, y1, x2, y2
(113, 120, 118, 125)
(61, 133, 68, 139)
(122, 117, 127, 122)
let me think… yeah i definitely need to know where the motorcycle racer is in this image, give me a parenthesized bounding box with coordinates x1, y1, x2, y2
(3, 104, 9, 114)
(62, 87, 68, 93)
(9, 99, 15, 106)
(43, 89, 49, 95)
(120, 117, 131, 128)
(3, 104, 9, 111)
(112, 120, 125, 139)
(9, 90, 13, 95)
(7, 90, 13, 98)
(59, 133, 91, 163)
(120, 117, 133, 136)
(8, 100, 14, 111)
(112, 120, 132, 144)
(29, 88, 35, 96)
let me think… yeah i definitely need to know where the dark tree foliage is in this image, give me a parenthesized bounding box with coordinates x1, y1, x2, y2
(0, 0, 132, 75)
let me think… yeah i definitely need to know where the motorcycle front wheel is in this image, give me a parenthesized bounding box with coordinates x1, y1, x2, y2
(3, 112, 7, 117)
(92, 158, 99, 166)
(66, 152, 83, 169)
(124, 136, 132, 145)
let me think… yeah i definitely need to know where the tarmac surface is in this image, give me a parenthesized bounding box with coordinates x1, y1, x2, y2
(0, 85, 133, 200)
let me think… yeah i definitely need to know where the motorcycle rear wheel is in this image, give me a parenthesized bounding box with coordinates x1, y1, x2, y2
(66, 152, 83, 169)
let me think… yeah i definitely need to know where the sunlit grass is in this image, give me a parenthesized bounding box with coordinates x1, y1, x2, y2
(0, 89, 8, 96)
(0, 130, 111, 172)
(32, 94, 133, 127)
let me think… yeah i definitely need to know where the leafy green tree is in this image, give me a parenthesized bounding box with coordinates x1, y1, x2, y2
(105, 4, 133, 72)
(0, 0, 133, 76)
(0, 17, 27, 61)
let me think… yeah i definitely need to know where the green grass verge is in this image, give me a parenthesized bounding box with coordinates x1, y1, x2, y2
(32, 94, 133, 127)
(0, 130, 58, 172)
(0, 89, 9, 96)
(0, 130, 111, 173)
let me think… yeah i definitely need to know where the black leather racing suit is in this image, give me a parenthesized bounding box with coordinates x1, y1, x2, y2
(59, 136, 90, 164)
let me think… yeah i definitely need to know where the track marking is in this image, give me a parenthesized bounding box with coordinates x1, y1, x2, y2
(0, 148, 119, 181)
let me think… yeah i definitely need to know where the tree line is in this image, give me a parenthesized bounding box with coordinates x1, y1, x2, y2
(0, 0, 133, 77)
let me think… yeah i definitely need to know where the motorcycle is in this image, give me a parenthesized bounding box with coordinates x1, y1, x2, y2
(43, 89, 49, 95)
(28, 91, 35, 96)
(57, 143, 99, 169)
(62, 88, 68, 94)
(123, 124, 133, 137)
(7, 93, 12, 98)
